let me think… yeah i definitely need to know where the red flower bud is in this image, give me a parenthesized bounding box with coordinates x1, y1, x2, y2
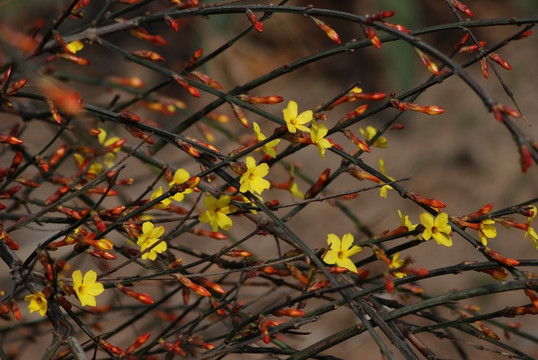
(310, 16, 340, 44)
(132, 50, 165, 61)
(272, 308, 305, 317)
(122, 332, 150, 357)
(364, 27, 381, 48)
(450, 0, 474, 17)
(246, 9, 263, 33)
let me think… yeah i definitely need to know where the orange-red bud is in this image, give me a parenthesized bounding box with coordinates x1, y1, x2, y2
(476, 267, 508, 281)
(174, 275, 211, 297)
(176, 140, 200, 158)
(405, 102, 445, 115)
(159, 339, 186, 356)
(172, 74, 201, 98)
(0, 135, 23, 145)
(108, 76, 144, 88)
(10, 300, 21, 321)
(165, 15, 180, 31)
(485, 247, 520, 266)
(343, 129, 371, 152)
(197, 277, 226, 295)
(189, 71, 222, 90)
(99, 339, 122, 355)
(86, 248, 117, 260)
(231, 103, 249, 128)
(117, 284, 154, 304)
(310, 16, 341, 44)
(258, 316, 271, 343)
(272, 308, 305, 317)
(225, 249, 252, 257)
(489, 53, 511, 70)
(519, 144, 532, 173)
(415, 48, 440, 75)
(7, 79, 27, 95)
(122, 332, 150, 357)
(408, 192, 446, 209)
(130, 27, 168, 46)
(450, 0, 474, 17)
(364, 27, 381, 48)
(307, 280, 330, 292)
(132, 50, 165, 62)
(246, 9, 263, 33)
(118, 111, 141, 122)
(304, 168, 331, 199)
(191, 228, 228, 240)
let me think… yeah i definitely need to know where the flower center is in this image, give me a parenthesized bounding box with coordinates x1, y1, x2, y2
(337, 250, 345, 259)
(431, 226, 439, 235)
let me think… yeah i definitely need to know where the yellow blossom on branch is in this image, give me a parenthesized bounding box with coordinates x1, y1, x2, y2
(137, 221, 167, 260)
(525, 206, 538, 249)
(168, 168, 193, 202)
(73, 153, 103, 179)
(24, 291, 48, 316)
(398, 210, 417, 231)
(72, 270, 104, 307)
(98, 128, 121, 168)
(283, 100, 312, 133)
(359, 126, 388, 148)
(419, 212, 453, 247)
(525, 227, 538, 249)
(253, 122, 280, 158)
(67, 40, 84, 54)
(378, 158, 394, 199)
(309, 120, 332, 159)
(150, 186, 171, 209)
(389, 253, 406, 278)
(323, 233, 362, 273)
(239, 156, 270, 195)
(478, 219, 497, 246)
(198, 194, 238, 232)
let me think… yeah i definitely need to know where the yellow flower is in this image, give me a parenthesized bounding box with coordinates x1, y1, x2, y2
(73, 153, 103, 179)
(253, 122, 280, 158)
(288, 165, 303, 199)
(98, 128, 121, 168)
(398, 210, 417, 231)
(168, 168, 193, 202)
(72, 270, 104, 307)
(151, 186, 171, 209)
(24, 291, 48, 316)
(199, 194, 238, 232)
(525, 227, 538, 249)
(309, 120, 332, 160)
(67, 40, 84, 53)
(283, 100, 312, 133)
(478, 219, 497, 246)
(323, 233, 362, 273)
(525, 206, 538, 249)
(389, 253, 406, 278)
(419, 212, 453, 247)
(378, 158, 394, 199)
(239, 156, 270, 195)
(137, 221, 167, 260)
(359, 126, 388, 148)
(289, 179, 304, 199)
